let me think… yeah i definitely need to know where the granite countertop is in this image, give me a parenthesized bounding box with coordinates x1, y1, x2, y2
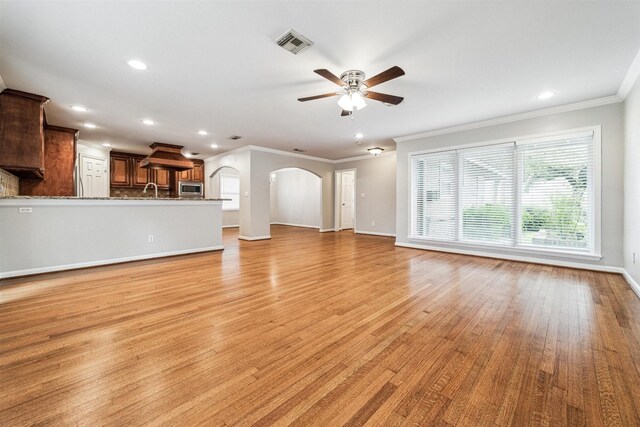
(0, 196, 228, 201)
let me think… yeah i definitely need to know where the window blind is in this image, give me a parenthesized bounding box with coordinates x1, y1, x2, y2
(410, 151, 456, 240)
(408, 129, 597, 256)
(220, 174, 240, 210)
(517, 132, 594, 251)
(459, 144, 515, 246)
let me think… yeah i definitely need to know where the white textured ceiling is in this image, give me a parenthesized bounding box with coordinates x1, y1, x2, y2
(1, 1, 639, 160)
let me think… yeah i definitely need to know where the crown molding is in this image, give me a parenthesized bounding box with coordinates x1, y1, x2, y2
(245, 145, 334, 163)
(393, 95, 622, 143)
(334, 150, 395, 163)
(204, 144, 391, 164)
(618, 46, 640, 99)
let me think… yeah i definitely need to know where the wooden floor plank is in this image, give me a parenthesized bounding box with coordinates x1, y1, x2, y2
(0, 226, 639, 426)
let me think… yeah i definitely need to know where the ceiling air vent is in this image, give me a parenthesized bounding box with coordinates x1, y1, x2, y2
(228, 135, 242, 140)
(276, 29, 313, 55)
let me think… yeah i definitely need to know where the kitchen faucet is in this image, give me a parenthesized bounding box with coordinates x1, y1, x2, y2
(143, 182, 158, 198)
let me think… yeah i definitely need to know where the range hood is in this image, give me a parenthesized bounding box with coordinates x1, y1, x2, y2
(140, 142, 193, 171)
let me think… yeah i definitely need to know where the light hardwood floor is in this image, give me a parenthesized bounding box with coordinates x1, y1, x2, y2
(1, 225, 640, 426)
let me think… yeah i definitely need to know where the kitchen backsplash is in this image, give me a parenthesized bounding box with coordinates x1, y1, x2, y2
(0, 168, 19, 196)
(110, 187, 171, 198)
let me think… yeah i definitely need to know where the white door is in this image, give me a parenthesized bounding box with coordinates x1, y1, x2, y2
(340, 172, 355, 229)
(81, 155, 108, 197)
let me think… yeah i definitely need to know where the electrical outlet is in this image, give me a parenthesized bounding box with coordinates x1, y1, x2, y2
(148, 235, 154, 243)
(361, 193, 365, 198)
(18, 207, 32, 214)
(371, 220, 375, 226)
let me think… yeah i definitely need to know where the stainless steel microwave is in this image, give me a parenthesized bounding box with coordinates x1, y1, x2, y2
(178, 181, 204, 198)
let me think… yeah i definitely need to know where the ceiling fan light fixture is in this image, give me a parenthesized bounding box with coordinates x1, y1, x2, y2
(351, 91, 367, 110)
(338, 93, 354, 111)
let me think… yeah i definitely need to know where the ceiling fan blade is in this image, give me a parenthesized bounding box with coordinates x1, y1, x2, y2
(298, 93, 338, 102)
(314, 69, 345, 86)
(363, 66, 405, 89)
(365, 91, 404, 105)
(341, 110, 351, 117)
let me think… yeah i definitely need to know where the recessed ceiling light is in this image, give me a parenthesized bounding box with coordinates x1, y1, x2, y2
(127, 59, 148, 70)
(537, 91, 555, 100)
(184, 153, 193, 158)
(355, 132, 364, 139)
(141, 119, 155, 125)
(71, 105, 88, 112)
(102, 143, 111, 147)
(198, 130, 208, 135)
(210, 143, 218, 149)
(83, 123, 97, 128)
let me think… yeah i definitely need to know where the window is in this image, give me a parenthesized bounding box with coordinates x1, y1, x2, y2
(409, 128, 599, 257)
(220, 174, 240, 210)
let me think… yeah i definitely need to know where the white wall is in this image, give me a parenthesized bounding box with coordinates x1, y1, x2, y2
(270, 168, 321, 228)
(205, 147, 334, 238)
(210, 166, 240, 227)
(335, 152, 396, 236)
(204, 149, 252, 235)
(0, 199, 223, 278)
(396, 102, 624, 268)
(624, 78, 640, 283)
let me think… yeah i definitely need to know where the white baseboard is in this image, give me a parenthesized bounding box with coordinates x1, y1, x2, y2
(238, 235, 271, 241)
(0, 246, 224, 280)
(621, 269, 640, 300)
(355, 230, 396, 237)
(319, 228, 336, 233)
(222, 225, 239, 228)
(270, 222, 319, 229)
(395, 241, 623, 274)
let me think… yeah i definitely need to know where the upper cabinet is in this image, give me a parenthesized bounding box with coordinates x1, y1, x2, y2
(0, 89, 48, 178)
(110, 153, 132, 187)
(19, 125, 78, 196)
(177, 160, 204, 182)
(152, 168, 170, 189)
(132, 155, 151, 187)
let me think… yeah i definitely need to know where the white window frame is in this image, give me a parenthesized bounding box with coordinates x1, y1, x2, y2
(407, 125, 602, 261)
(220, 173, 240, 211)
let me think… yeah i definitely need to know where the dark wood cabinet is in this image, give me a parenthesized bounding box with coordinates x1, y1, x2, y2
(19, 125, 78, 196)
(152, 168, 170, 189)
(110, 153, 132, 187)
(110, 153, 203, 196)
(176, 160, 204, 182)
(0, 89, 48, 178)
(132, 156, 151, 187)
(193, 162, 204, 181)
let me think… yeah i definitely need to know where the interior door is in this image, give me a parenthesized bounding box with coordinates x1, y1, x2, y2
(81, 155, 108, 197)
(340, 172, 355, 229)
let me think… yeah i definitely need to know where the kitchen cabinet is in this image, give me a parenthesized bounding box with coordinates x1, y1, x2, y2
(193, 162, 204, 181)
(176, 160, 205, 182)
(152, 168, 170, 189)
(19, 125, 78, 196)
(0, 89, 48, 178)
(110, 153, 132, 187)
(132, 156, 151, 187)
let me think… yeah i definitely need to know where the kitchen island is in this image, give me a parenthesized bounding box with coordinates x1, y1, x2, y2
(0, 197, 225, 279)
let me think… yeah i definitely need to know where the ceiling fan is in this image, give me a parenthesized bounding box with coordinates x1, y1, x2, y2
(298, 66, 405, 117)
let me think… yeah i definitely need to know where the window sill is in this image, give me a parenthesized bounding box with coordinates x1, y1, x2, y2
(406, 236, 602, 262)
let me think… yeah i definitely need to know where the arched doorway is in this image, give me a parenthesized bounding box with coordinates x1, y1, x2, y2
(210, 166, 241, 236)
(269, 167, 322, 235)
